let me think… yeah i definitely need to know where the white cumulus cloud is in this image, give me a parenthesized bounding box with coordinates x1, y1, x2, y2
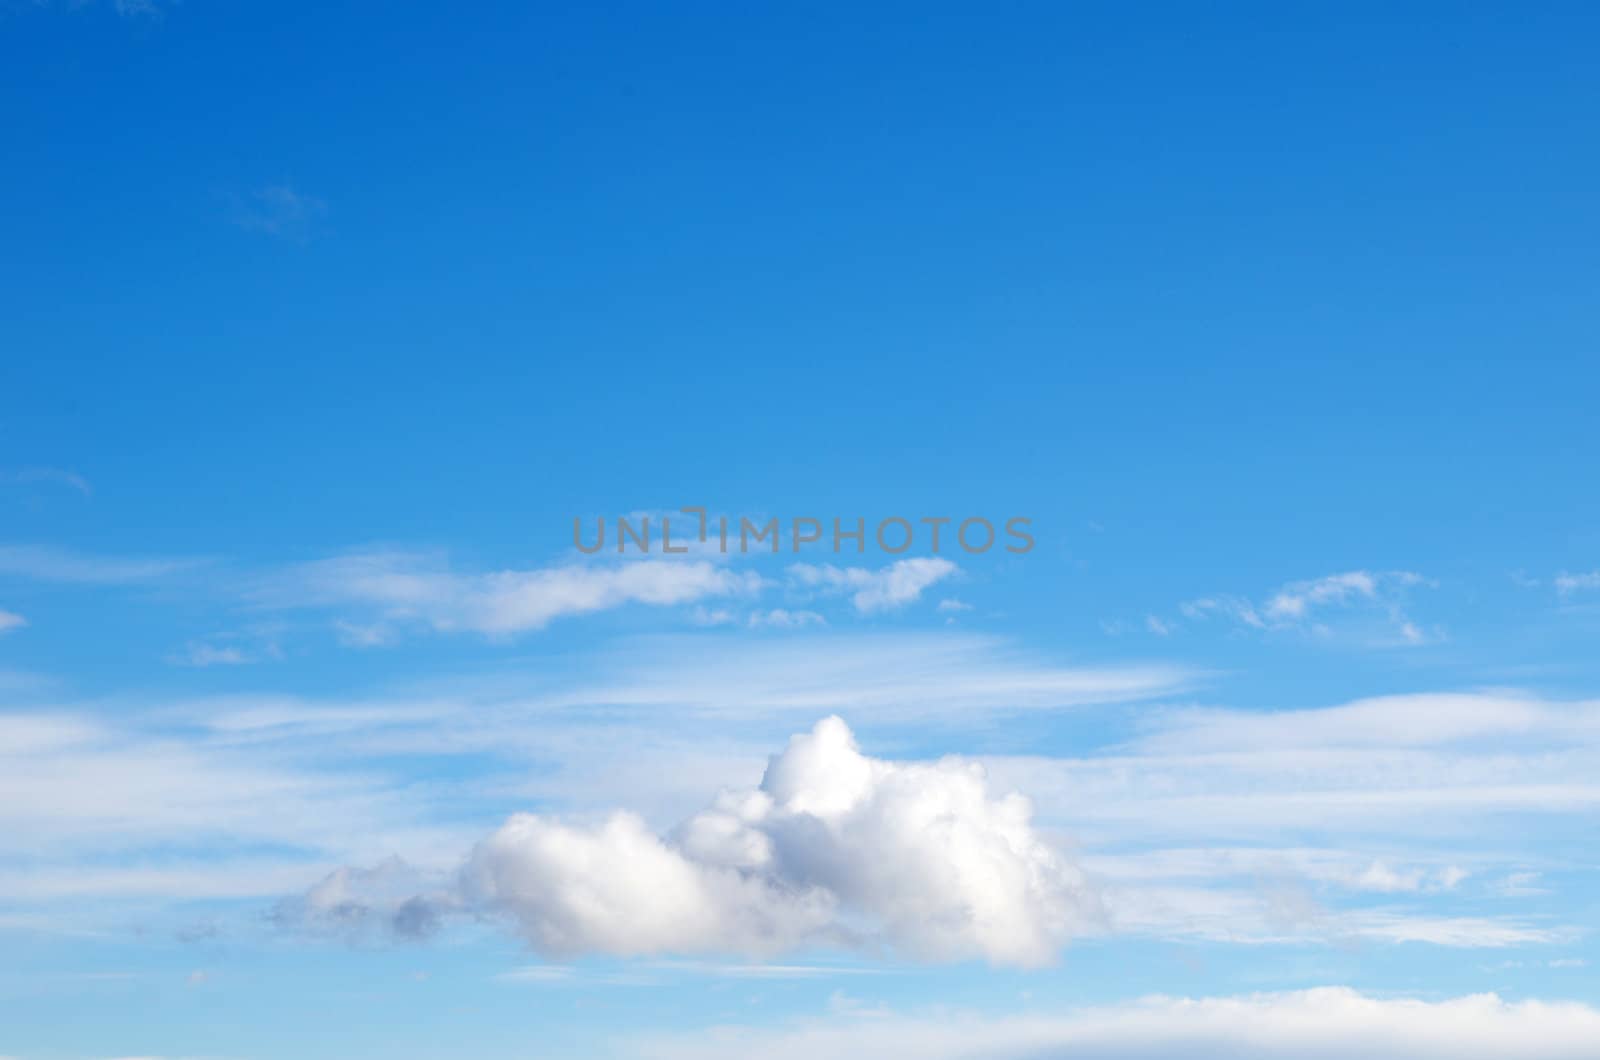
(311, 716, 1095, 966)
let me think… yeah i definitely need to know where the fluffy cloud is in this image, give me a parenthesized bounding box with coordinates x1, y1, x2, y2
(318, 716, 1095, 966)
(788, 558, 957, 614)
(0, 609, 24, 635)
(625, 988, 1600, 1060)
(464, 809, 838, 956)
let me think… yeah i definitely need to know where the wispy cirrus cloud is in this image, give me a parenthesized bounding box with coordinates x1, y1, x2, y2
(973, 689, 1600, 950)
(623, 987, 1600, 1060)
(1554, 570, 1600, 596)
(176, 643, 250, 667)
(1, 467, 91, 496)
(0, 631, 1192, 927)
(255, 549, 765, 639)
(237, 680, 1583, 958)
(1111, 570, 1438, 647)
(29, 0, 169, 18)
(746, 608, 827, 629)
(0, 543, 202, 585)
(550, 633, 1193, 721)
(229, 184, 326, 241)
(167, 635, 281, 668)
(1262, 570, 1418, 621)
(0, 539, 966, 652)
(787, 558, 958, 614)
(992, 690, 1600, 844)
(4, 644, 1581, 959)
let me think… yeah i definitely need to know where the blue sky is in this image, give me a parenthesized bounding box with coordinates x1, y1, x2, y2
(4, 2, 1600, 1058)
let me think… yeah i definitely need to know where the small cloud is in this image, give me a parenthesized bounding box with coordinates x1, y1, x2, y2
(1264, 571, 1396, 620)
(0, 544, 200, 585)
(1489, 871, 1549, 897)
(270, 857, 456, 942)
(747, 609, 826, 630)
(1135, 571, 1438, 648)
(1, 467, 91, 497)
(1180, 595, 1265, 629)
(0, 610, 24, 636)
(169, 642, 249, 667)
(168, 632, 280, 667)
(334, 619, 396, 648)
(174, 919, 221, 944)
(260, 550, 764, 641)
(1555, 571, 1600, 596)
(788, 558, 958, 614)
(936, 598, 973, 614)
(114, 0, 169, 16)
(230, 184, 326, 241)
(1351, 860, 1432, 894)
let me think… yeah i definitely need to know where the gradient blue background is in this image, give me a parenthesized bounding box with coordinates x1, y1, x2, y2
(3, 3, 1600, 1058)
